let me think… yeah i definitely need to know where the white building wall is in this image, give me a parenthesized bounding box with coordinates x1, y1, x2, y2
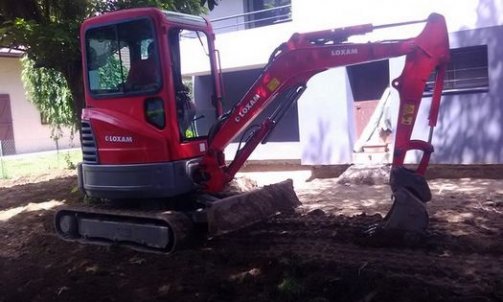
(0, 56, 77, 154)
(199, 0, 503, 164)
(206, 0, 503, 74)
(298, 69, 355, 164)
(206, 1, 246, 33)
(291, 0, 499, 32)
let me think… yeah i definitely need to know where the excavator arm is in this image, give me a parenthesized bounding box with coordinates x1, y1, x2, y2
(198, 13, 450, 193)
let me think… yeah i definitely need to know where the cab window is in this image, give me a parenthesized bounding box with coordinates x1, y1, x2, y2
(86, 19, 161, 95)
(168, 29, 215, 140)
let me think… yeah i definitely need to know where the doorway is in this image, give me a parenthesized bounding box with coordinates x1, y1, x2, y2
(0, 94, 16, 155)
(347, 60, 390, 153)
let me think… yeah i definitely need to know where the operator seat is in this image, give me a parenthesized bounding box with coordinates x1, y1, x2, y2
(125, 42, 160, 90)
(176, 84, 196, 137)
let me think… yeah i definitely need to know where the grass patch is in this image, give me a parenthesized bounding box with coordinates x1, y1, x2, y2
(0, 149, 82, 179)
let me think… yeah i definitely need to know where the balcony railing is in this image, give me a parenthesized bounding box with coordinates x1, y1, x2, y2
(211, 4, 292, 33)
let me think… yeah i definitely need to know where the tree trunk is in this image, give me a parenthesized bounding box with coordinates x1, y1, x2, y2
(62, 59, 85, 127)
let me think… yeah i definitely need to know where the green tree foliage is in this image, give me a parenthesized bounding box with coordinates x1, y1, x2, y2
(20, 56, 74, 130)
(0, 0, 217, 127)
(98, 55, 129, 90)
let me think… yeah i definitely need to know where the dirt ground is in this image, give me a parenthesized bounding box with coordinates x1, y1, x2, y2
(1, 167, 503, 302)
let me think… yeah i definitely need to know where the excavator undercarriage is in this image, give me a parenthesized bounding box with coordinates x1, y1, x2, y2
(55, 179, 300, 253)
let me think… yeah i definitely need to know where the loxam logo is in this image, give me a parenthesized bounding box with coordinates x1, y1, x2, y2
(331, 48, 358, 56)
(105, 135, 133, 143)
(234, 94, 261, 123)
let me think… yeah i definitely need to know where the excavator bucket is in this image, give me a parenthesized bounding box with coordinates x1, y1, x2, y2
(381, 187, 429, 232)
(379, 167, 431, 234)
(206, 179, 301, 236)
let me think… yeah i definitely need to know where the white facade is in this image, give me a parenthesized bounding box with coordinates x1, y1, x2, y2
(0, 54, 77, 154)
(207, 0, 502, 72)
(198, 0, 503, 165)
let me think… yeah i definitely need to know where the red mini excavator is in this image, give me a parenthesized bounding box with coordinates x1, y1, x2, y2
(55, 8, 450, 253)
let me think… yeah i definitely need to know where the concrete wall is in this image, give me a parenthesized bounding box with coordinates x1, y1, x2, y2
(430, 25, 503, 164)
(0, 56, 77, 154)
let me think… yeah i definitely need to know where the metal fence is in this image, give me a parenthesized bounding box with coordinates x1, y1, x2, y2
(0, 139, 14, 178)
(0, 139, 81, 180)
(211, 4, 292, 33)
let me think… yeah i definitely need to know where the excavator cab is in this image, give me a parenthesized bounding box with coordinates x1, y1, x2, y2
(79, 8, 222, 199)
(57, 8, 300, 253)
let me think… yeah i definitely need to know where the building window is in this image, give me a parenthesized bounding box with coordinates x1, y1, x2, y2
(347, 60, 390, 101)
(245, 0, 292, 29)
(346, 60, 391, 143)
(425, 45, 489, 95)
